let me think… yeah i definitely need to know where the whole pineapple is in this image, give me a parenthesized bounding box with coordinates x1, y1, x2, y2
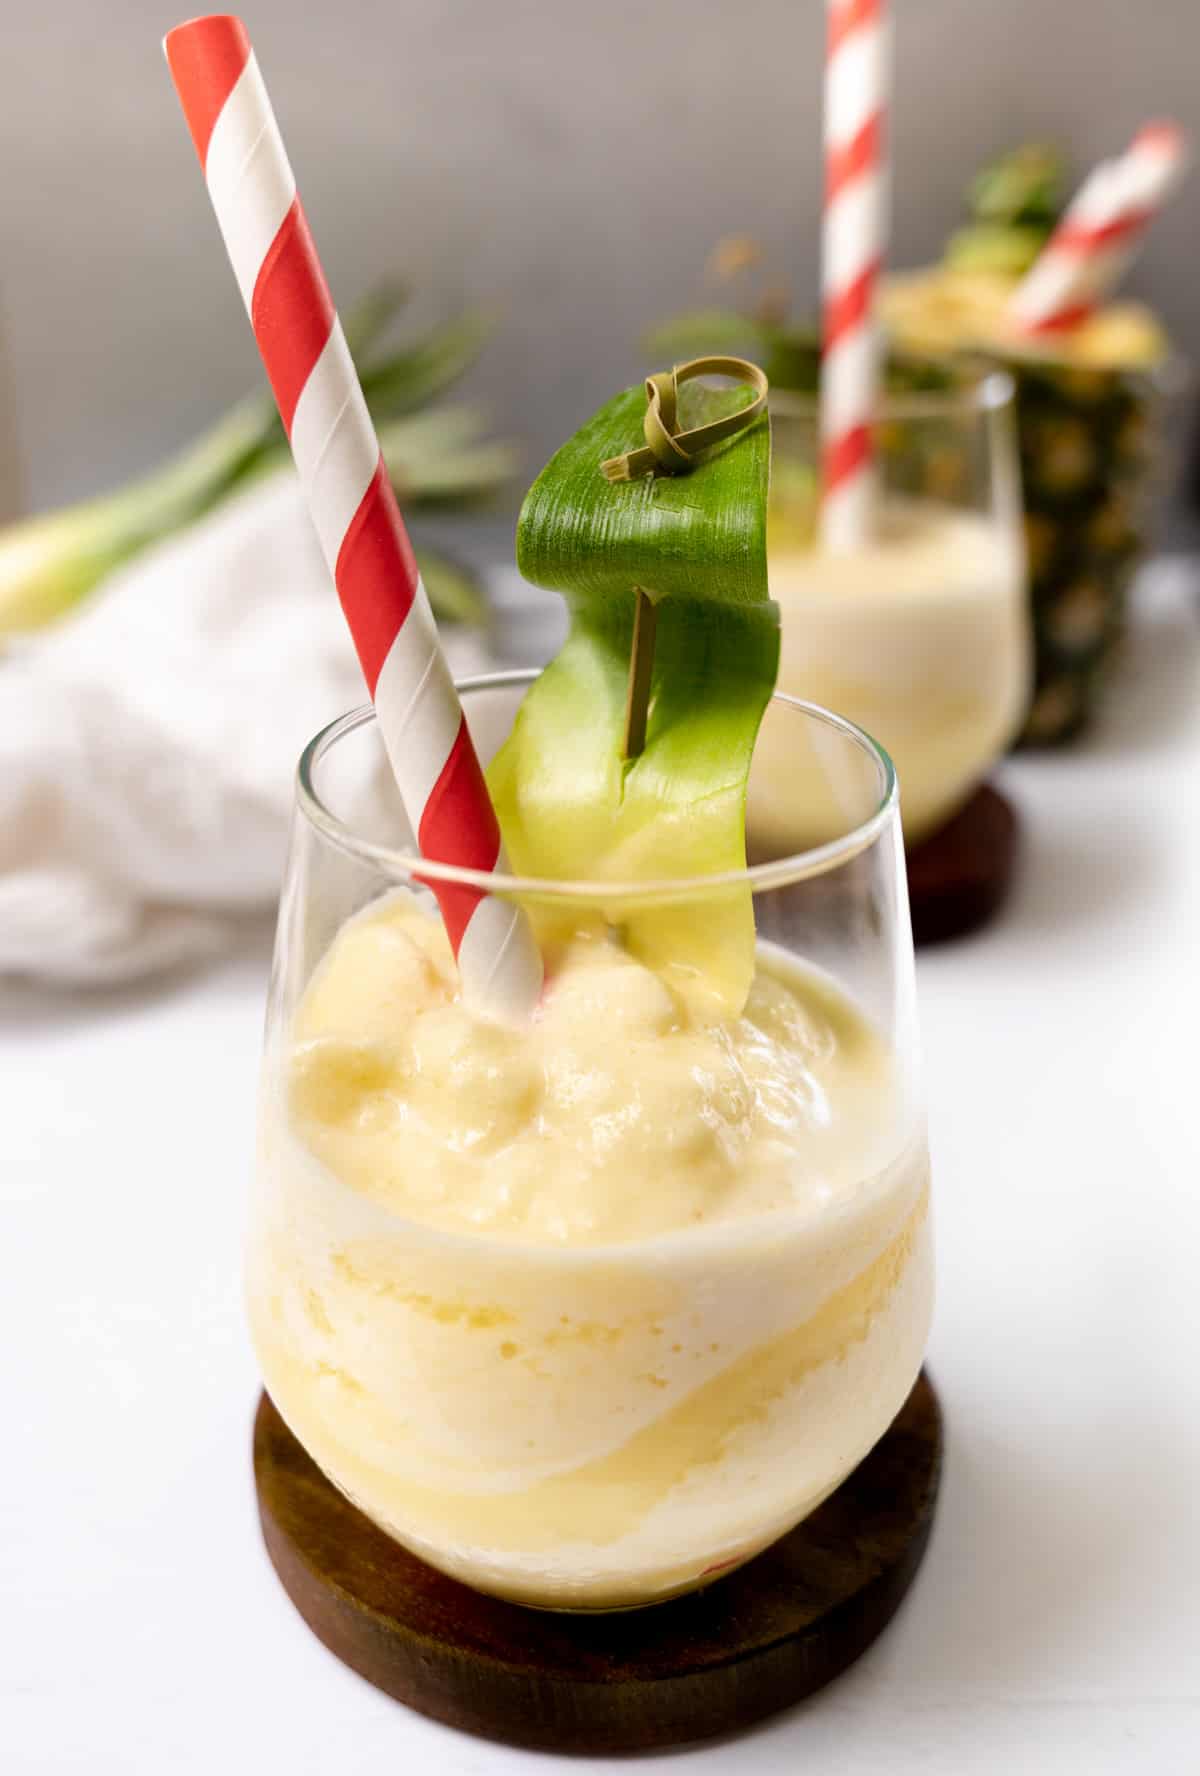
(892, 143, 1173, 744)
(1012, 354, 1163, 742)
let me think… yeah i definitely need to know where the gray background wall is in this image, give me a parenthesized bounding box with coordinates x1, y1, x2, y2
(3, 0, 1197, 512)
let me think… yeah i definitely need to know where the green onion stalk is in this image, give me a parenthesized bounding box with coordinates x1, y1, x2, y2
(0, 286, 517, 637)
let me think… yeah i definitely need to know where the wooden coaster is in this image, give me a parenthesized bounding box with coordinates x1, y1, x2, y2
(907, 783, 1019, 947)
(254, 1370, 942, 1754)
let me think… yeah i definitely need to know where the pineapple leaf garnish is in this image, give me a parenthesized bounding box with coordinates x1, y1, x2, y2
(488, 369, 775, 1017)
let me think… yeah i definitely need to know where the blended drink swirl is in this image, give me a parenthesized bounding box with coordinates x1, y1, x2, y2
(249, 892, 932, 1609)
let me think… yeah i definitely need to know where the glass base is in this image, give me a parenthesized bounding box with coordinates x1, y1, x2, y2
(252, 1369, 943, 1754)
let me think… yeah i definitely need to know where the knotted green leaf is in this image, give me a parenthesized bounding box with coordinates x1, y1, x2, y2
(488, 375, 776, 1016)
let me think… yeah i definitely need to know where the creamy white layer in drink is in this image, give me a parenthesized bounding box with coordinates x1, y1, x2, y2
(249, 892, 932, 1610)
(764, 501, 1028, 844)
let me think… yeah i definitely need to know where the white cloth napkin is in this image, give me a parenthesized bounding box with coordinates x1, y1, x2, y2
(0, 476, 492, 985)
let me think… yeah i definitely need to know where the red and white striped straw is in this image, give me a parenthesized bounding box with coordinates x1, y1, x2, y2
(820, 0, 890, 553)
(165, 15, 541, 1019)
(1009, 122, 1190, 336)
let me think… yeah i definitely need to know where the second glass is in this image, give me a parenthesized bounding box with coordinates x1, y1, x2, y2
(766, 373, 1030, 846)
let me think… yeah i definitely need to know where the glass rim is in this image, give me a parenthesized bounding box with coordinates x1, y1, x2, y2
(769, 366, 1016, 423)
(296, 670, 899, 899)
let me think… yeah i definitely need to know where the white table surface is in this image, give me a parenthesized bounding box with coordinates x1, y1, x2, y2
(5, 561, 1200, 1774)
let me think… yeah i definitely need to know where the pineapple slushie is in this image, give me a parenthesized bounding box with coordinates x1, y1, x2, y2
(249, 892, 932, 1610)
(764, 499, 1029, 845)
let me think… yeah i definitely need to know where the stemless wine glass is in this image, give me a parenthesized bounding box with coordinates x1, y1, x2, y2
(764, 372, 1030, 845)
(249, 674, 933, 1612)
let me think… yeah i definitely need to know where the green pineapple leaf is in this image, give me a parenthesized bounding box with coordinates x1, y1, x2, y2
(489, 375, 775, 1016)
(966, 142, 1065, 229)
(944, 221, 1051, 277)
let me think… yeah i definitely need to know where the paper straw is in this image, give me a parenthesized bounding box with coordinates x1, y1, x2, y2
(820, 0, 890, 552)
(165, 14, 541, 1019)
(1009, 122, 1190, 335)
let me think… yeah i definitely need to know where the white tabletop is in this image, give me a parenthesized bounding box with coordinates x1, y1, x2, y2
(5, 561, 1199, 1774)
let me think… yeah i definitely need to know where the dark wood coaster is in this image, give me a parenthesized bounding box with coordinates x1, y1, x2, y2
(253, 1370, 942, 1755)
(907, 783, 1019, 947)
